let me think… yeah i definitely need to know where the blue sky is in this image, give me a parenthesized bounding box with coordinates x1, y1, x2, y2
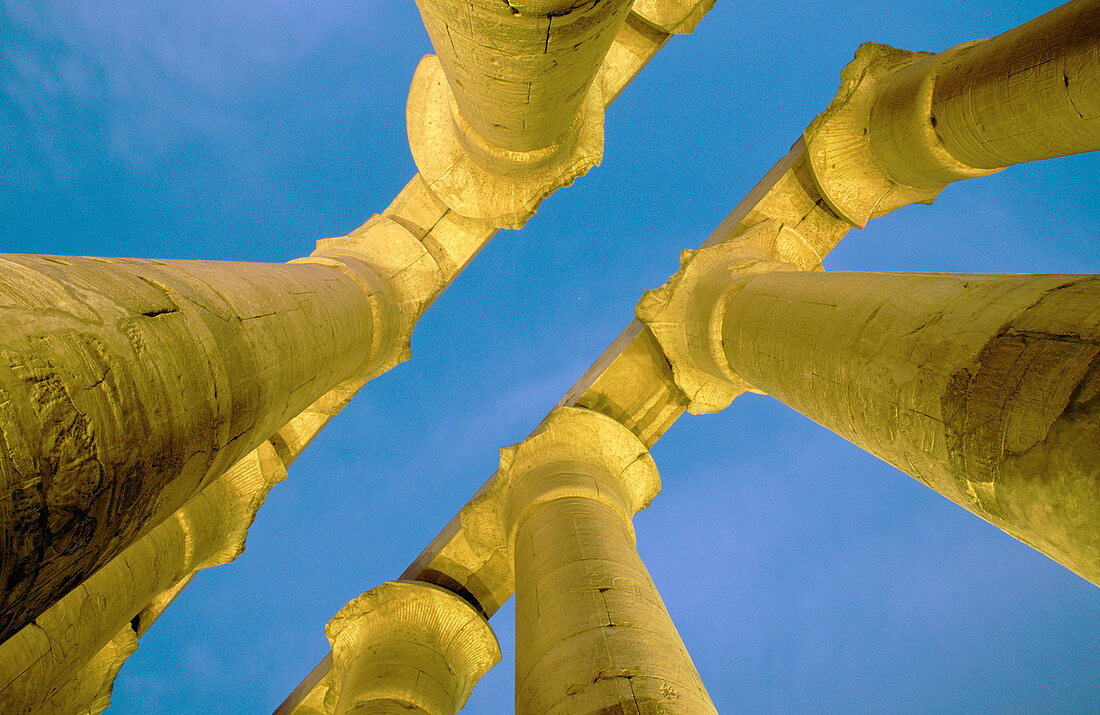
(2, 0, 1099, 712)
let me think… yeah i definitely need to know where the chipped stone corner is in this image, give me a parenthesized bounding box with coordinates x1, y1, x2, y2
(803, 40, 999, 227)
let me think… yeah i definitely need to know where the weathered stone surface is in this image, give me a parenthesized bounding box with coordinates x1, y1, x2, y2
(632, 0, 714, 34)
(499, 408, 716, 713)
(720, 271, 1100, 585)
(406, 54, 605, 228)
(0, 442, 287, 711)
(414, 0, 632, 154)
(0, 254, 391, 641)
(804, 0, 1100, 227)
(931, 0, 1100, 169)
(636, 220, 803, 414)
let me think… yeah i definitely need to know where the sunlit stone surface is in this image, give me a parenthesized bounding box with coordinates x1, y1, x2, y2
(0, 0, 1097, 713)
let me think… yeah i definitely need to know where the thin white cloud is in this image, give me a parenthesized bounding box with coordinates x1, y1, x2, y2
(2, 0, 375, 173)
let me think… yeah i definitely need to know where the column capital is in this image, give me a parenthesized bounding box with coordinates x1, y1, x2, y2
(636, 220, 800, 414)
(406, 55, 605, 229)
(497, 407, 660, 533)
(803, 41, 999, 228)
(449, 408, 658, 612)
(305, 215, 446, 380)
(324, 581, 500, 715)
(183, 440, 288, 572)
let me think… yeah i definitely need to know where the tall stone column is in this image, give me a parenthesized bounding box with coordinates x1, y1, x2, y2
(493, 407, 716, 713)
(0, 249, 395, 641)
(0, 442, 288, 710)
(804, 0, 1100, 226)
(640, 247, 1100, 584)
(720, 271, 1100, 583)
(324, 581, 499, 714)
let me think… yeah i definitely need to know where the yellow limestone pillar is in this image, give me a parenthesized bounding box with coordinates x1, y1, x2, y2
(639, 240, 1100, 584)
(0, 254, 381, 640)
(804, 0, 1100, 227)
(494, 407, 716, 713)
(0, 375, 368, 713)
(0, 443, 287, 711)
(323, 581, 500, 715)
(407, 0, 632, 227)
(0, 214, 444, 641)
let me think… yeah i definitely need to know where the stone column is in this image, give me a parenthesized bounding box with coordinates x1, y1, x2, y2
(804, 0, 1100, 226)
(407, 0, 632, 226)
(324, 581, 499, 715)
(0, 250, 399, 641)
(496, 407, 716, 713)
(719, 271, 1100, 583)
(640, 248, 1100, 584)
(928, 0, 1099, 171)
(36, 627, 137, 715)
(415, 0, 629, 154)
(0, 443, 288, 711)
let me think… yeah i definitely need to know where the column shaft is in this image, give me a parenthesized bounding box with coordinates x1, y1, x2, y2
(0, 253, 385, 640)
(496, 408, 716, 714)
(38, 627, 136, 715)
(720, 271, 1100, 583)
(514, 494, 716, 713)
(930, 0, 1100, 169)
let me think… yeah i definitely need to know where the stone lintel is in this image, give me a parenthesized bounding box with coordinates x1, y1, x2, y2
(632, 0, 716, 34)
